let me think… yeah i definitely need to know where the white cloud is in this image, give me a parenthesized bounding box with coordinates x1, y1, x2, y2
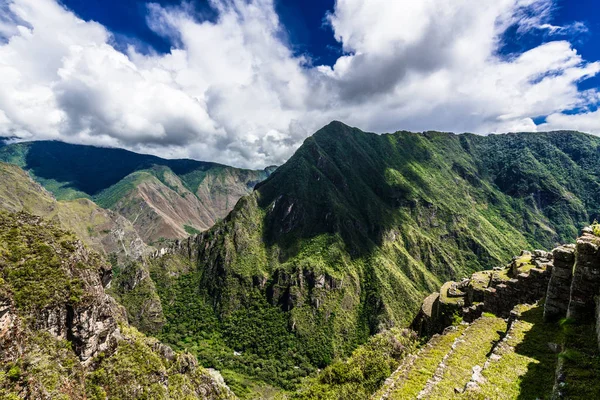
(0, 0, 598, 168)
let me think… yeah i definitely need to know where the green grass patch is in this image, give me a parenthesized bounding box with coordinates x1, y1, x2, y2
(183, 225, 202, 235)
(427, 316, 506, 399)
(592, 222, 600, 237)
(559, 320, 600, 398)
(388, 325, 468, 399)
(473, 303, 560, 400)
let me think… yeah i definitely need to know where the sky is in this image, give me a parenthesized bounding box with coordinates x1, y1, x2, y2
(0, 0, 599, 168)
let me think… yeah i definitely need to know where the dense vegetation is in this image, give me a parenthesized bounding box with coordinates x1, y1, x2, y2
(0, 212, 88, 311)
(291, 328, 418, 399)
(147, 254, 315, 396)
(147, 122, 600, 395)
(0, 211, 233, 399)
(0, 141, 272, 242)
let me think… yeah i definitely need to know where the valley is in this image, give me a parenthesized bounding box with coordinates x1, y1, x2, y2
(0, 123, 599, 398)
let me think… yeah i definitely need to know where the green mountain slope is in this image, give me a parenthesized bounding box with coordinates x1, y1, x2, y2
(0, 162, 146, 260)
(0, 211, 235, 399)
(149, 122, 600, 394)
(0, 141, 272, 243)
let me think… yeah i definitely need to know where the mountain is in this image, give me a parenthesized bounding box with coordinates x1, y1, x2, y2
(0, 162, 146, 260)
(148, 122, 600, 394)
(0, 211, 235, 399)
(0, 141, 272, 243)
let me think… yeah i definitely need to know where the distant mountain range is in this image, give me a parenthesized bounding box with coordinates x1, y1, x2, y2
(0, 140, 274, 244)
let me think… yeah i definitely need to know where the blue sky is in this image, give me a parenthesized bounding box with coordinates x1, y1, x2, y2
(61, 0, 600, 66)
(1, 0, 599, 167)
(61, 0, 342, 63)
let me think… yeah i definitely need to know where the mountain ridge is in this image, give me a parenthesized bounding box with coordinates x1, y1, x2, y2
(0, 140, 274, 243)
(148, 121, 600, 395)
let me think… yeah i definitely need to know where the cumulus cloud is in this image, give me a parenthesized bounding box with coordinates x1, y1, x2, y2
(0, 0, 598, 168)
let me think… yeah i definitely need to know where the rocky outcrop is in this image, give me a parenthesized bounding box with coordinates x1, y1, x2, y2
(108, 260, 166, 334)
(0, 212, 234, 399)
(0, 296, 23, 363)
(567, 228, 600, 322)
(0, 214, 124, 365)
(267, 268, 343, 312)
(544, 244, 576, 321)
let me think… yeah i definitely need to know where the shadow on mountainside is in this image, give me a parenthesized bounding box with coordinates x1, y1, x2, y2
(254, 121, 600, 264)
(0, 140, 216, 196)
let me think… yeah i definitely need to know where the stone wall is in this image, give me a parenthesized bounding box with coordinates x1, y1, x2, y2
(412, 250, 552, 335)
(484, 265, 550, 318)
(543, 245, 576, 322)
(567, 229, 600, 322)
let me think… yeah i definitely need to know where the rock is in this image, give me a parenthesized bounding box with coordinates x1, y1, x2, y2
(566, 232, 600, 322)
(534, 249, 550, 259)
(153, 342, 176, 361)
(544, 245, 576, 322)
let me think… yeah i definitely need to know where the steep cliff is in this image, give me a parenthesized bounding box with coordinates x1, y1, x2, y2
(0, 211, 235, 399)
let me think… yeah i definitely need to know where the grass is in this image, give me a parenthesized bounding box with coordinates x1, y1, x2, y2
(468, 304, 560, 399)
(558, 319, 600, 398)
(427, 316, 506, 399)
(439, 281, 465, 305)
(469, 271, 492, 291)
(184, 224, 202, 235)
(388, 325, 468, 399)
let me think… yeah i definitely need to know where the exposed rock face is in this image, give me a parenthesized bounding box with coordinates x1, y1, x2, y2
(267, 268, 343, 312)
(1, 216, 125, 365)
(0, 212, 235, 399)
(108, 260, 166, 334)
(567, 230, 600, 322)
(544, 244, 576, 322)
(0, 296, 23, 363)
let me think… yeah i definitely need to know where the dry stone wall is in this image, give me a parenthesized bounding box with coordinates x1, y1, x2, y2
(566, 228, 600, 322)
(543, 245, 576, 322)
(414, 227, 600, 340)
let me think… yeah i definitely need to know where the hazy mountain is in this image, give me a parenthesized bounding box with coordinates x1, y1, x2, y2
(0, 161, 146, 260)
(0, 141, 273, 243)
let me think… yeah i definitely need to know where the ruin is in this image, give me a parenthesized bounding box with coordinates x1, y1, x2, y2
(413, 226, 600, 345)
